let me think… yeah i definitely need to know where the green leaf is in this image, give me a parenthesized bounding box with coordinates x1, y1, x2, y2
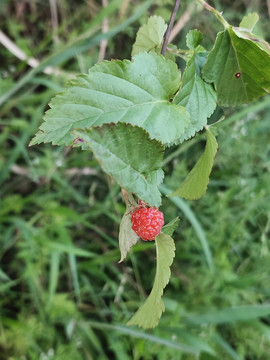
(127, 233, 175, 329)
(186, 29, 203, 50)
(239, 12, 259, 31)
(174, 51, 216, 142)
(232, 27, 270, 53)
(30, 52, 190, 147)
(119, 193, 139, 262)
(75, 123, 164, 207)
(202, 27, 270, 106)
(161, 217, 180, 236)
(132, 16, 167, 56)
(170, 128, 218, 200)
(119, 213, 139, 262)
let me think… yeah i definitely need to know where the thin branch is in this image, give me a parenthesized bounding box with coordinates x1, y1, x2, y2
(161, 0, 181, 55)
(168, 4, 193, 43)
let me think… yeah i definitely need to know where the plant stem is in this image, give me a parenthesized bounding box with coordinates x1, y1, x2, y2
(161, 0, 181, 55)
(121, 189, 137, 207)
(197, 0, 229, 28)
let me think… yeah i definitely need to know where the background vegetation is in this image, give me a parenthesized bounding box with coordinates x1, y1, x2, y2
(0, 0, 270, 359)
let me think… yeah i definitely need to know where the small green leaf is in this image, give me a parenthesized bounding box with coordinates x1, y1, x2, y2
(132, 16, 167, 56)
(119, 212, 139, 263)
(239, 12, 259, 31)
(174, 51, 216, 142)
(161, 217, 180, 236)
(75, 123, 164, 207)
(119, 191, 139, 262)
(170, 128, 218, 200)
(202, 27, 270, 106)
(186, 29, 203, 50)
(30, 52, 190, 147)
(127, 233, 175, 329)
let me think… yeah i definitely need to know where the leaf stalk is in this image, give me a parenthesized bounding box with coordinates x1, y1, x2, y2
(197, 0, 230, 28)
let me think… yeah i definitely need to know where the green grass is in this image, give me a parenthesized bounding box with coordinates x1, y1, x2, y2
(1, 0, 270, 359)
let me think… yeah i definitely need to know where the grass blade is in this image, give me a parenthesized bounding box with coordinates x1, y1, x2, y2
(48, 251, 60, 309)
(160, 184, 214, 273)
(184, 304, 270, 325)
(87, 321, 200, 355)
(213, 333, 242, 360)
(68, 254, 81, 302)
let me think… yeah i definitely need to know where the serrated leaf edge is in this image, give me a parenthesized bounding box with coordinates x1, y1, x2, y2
(169, 128, 218, 200)
(127, 234, 175, 329)
(74, 123, 164, 207)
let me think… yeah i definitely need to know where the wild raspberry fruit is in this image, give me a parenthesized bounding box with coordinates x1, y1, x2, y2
(131, 207, 164, 241)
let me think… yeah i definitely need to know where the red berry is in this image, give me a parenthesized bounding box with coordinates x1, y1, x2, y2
(131, 207, 164, 241)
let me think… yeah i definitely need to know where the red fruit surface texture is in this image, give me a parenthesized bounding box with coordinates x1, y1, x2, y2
(131, 207, 164, 241)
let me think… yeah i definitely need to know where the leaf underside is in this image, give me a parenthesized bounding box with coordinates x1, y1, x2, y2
(202, 26, 270, 106)
(118, 191, 139, 262)
(75, 123, 164, 207)
(170, 128, 218, 200)
(127, 233, 175, 329)
(119, 212, 139, 263)
(30, 52, 190, 147)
